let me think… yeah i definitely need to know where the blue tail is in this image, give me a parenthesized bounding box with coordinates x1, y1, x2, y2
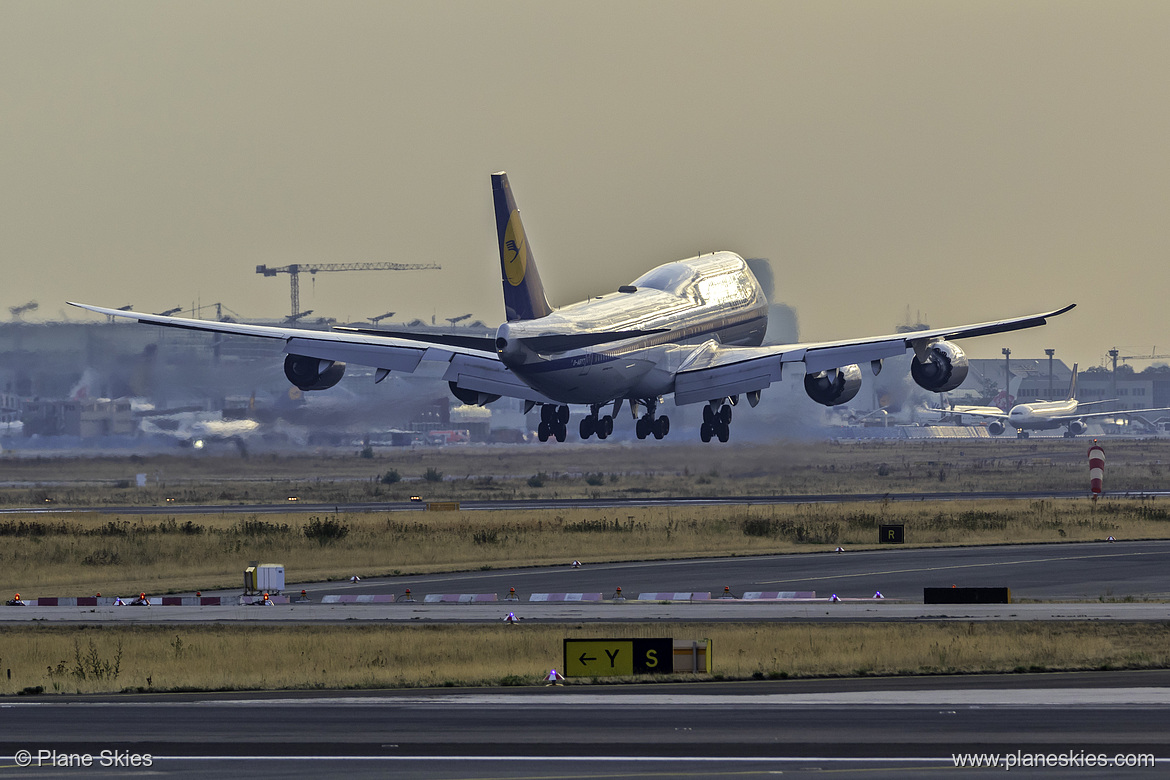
(492, 172, 552, 321)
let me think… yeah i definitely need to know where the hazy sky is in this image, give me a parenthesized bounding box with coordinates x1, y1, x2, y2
(4, 1, 1168, 365)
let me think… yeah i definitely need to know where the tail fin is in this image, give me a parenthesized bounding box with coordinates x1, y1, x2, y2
(493, 172, 553, 321)
(1067, 363, 1079, 400)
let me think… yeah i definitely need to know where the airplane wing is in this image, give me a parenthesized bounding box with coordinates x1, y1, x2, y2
(673, 304, 1075, 406)
(931, 407, 1009, 421)
(1057, 407, 1170, 422)
(67, 302, 560, 405)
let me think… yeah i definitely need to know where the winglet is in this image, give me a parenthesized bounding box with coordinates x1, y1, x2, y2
(492, 172, 553, 322)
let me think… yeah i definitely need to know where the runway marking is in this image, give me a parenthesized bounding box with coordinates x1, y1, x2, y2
(141, 754, 951, 763)
(11, 689, 1170, 708)
(758, 550, 1166, 586)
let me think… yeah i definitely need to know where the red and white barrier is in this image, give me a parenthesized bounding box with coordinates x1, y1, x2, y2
(636, 592, 711, 601)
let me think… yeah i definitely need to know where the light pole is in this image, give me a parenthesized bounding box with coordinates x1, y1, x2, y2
(1002, 347, 1012, 406)
(1045, 348, 1055, 399)
(1108, 348, 1119, 401)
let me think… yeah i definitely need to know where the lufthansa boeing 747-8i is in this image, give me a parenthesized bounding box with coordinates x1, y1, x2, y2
(71, 172, 1075, 443)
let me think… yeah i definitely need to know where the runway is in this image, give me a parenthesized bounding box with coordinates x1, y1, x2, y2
(2, 672, 1167, 779)
(5, 540, 1169, 624)
(314, 538, 1170, 603)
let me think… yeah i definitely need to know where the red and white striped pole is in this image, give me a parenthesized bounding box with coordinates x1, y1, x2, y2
(1088, 441, 1105, 495)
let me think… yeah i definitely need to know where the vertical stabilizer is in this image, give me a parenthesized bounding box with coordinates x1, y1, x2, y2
(1067, 363, 1079, 400)
(493, 172, 553, 321)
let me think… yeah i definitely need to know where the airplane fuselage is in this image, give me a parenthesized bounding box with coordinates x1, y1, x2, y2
(494, 252, 768, 404)
(1007, 399, 1080, 431)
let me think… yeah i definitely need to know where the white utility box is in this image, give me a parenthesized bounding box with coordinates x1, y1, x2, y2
(244, 563, 285, 594)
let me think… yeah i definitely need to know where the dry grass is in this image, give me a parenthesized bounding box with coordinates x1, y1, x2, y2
(2, 498, 1168, 595)
(2, 439, 1169, 506)
(2, 622, 1168, 696)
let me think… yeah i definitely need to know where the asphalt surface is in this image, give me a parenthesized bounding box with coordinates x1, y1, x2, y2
(2, 673, 1168, 779)
(308, 538, 1170, 603)
(5, 540, 1169, 625)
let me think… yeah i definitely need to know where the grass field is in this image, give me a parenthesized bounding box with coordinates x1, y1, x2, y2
(3, 441, 1168, 696)
(2, 498, 1166, 595)
(2, 438, 1169, 506)
(2, 622, 1168, 695)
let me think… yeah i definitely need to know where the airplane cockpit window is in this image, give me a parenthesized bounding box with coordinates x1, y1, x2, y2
(696, 271, 751, 306)
(630, 263, 698, 296)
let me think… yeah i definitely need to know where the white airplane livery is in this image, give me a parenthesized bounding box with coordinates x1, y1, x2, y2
(935, 364, 1170, 438)
(71, 172, 1075, 443)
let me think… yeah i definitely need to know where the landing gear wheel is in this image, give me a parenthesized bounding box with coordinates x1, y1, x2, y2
(580, 417, 595, 440)
(554, 424, 566, 442)
(652, 415, 669, 439)
(557, 405, 570, 425)
(716, 422, 730, 442)
(538, 421, 550, 442)
(601, 415, 613, 438)
(718, 405, 732, 425)
(636, 416, 649, 440)
(700, 422, 713, 442)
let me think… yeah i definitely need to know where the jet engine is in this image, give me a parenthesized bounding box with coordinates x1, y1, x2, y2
(804, 364, 862, 407)
(1067, 420, 1088, 436)
(987, 420, 1006, 436)
(449, 382, 501, 407)
(910, 341, 969, 393)
(283, 354, 346, 391)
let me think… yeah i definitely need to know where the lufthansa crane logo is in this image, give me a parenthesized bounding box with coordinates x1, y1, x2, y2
(503, 210, 527, 287)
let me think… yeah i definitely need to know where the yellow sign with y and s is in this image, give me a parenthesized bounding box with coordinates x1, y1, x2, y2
(563, 638, 673, 677)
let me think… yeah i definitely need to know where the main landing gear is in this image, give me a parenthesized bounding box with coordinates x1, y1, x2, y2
(700, 398, 734, 443)
(634, 399, 670, 440)
(579, 405, 614, 440)
(537, 404, 569, 442)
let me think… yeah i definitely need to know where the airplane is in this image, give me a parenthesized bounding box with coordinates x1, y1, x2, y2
(931, 364, 1170, 438)
(70, 172, 1076, 444)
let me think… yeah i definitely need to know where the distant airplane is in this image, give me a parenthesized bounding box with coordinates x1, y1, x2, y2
(138, 410, 261, 450)
(70, 172, 1075, 443)
(932, 364, 1170, 438)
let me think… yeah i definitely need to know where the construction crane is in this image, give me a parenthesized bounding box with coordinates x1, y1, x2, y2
(256, 262, 441, 322)
(1110, 347, 1170, 366)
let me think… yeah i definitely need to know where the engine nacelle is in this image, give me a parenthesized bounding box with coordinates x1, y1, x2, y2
(1068, 420, 1088, 436)
(449, 381, 501, 407)
(804, 364, 863, 407)
(910, 341, 969, 393)
(284, 354, 346, 391)
(987, 420, 1006, 436)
